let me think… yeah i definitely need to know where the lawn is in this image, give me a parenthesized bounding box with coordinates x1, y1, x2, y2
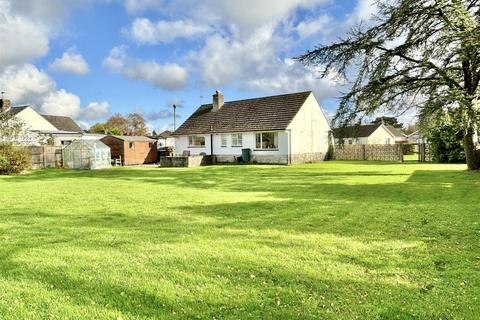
(0, 162, 478, 319)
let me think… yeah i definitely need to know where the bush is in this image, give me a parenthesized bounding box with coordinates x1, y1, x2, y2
(0, 144, 32, 175)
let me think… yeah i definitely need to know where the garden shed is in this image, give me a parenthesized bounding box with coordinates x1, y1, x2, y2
(100, 135, 157, 165)
(63, 140, 111, 170)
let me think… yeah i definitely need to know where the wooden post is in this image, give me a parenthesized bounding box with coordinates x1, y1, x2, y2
(361, 144, 366, 160)
(398, 144, 404, 163)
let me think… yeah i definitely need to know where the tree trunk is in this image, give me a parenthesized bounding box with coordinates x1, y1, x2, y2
(463, 127, 480, 170)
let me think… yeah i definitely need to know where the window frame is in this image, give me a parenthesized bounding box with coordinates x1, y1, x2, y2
(255, 132, 279, 150)
(231, 133, 243, 147)
(188, 135, 206, 148)
(129, 142, 135, 149)
(220, 134, 227, 147)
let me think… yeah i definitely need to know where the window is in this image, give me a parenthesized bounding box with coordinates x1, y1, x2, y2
(61, 140, 72, 146)
(385, 138, 391, 144)
(231, 133, 242, 147)
(221, 134, 227, 147)
(188, 135, 205, 147)
(348, 139, 353, 145)
(255, 132, 278, 149)
(129, 142, 135, 149)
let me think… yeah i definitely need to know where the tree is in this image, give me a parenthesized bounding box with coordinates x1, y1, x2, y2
(89, 122, 122, 135)
(0, 110, 43, 145)
(371, 116, 404, 129)
(429, 124, 466, 163)
(127, 113, 148, 136)
(298, 0, 480, 170)
(106, 114, 129, 134)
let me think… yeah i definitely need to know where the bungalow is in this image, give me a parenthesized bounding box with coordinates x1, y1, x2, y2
(157, 130, 175, 148)
(1, 99, 83, 146)
(173, 91, 331, 164)
(100, 135, 157, 165)
(333, 123, 407, 145)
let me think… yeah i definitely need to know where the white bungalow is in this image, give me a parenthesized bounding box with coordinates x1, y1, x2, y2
(173, 91, 331, 164)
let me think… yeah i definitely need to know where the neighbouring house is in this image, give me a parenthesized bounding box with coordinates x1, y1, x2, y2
(157, 130, 175, 148)
(2, 99, 84, 146)
(333, 123, 408, 145)
(172, 91, 331, 164)
(100, 135, 157, 165)
(407, 130, 428, 144)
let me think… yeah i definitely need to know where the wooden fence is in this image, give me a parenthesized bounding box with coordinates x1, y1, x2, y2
(333, 144, 403, 162)
(26, 146, 63, 169)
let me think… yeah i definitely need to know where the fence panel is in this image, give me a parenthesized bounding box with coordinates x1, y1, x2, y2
(27, 145, 63, 169)
(334, 144, 403, 162)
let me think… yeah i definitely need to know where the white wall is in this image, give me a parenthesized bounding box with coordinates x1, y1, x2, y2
(334, 137, 369, 145)
(368, 125, 395, 144)
(15, 107, 57, 131)
(175, 134, 212, 155)
(287, 93, 331, 155)
(175, 131, 288, 158)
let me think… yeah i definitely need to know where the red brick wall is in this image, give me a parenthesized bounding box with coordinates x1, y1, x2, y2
(101, 137, 157, 165)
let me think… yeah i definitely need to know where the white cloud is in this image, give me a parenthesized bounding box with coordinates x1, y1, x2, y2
(0, 0, 92, 70)
(0, 64, 55, 104)
(347, 0, 378, 26)
(80, 101, 110, 120)
(195, 27, 342, 100)
(296, 14, 332, 39)
(0, 9, 50, 70)
(41, 89, 81, 118)
(49, 49, 90, 75)
(104, 45, 188, 90)
(0, 64, 108, 122)
(126, 18, 211, 44)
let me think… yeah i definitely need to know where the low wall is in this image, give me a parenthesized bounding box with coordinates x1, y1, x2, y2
(290, 152, 326, 164)
(27, 146, 63, 169)
(333, 144, 403, 162)
(160, 155, 212, 167)
(252, 154, 288, 165)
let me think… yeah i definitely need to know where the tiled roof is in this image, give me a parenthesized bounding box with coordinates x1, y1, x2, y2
(173, 91, 312, 135)
(332, 124, 381, 138)
(42, 115, 83, 133)
(159, 130, 172, 139)
(9, 106, 29, 116)
(384, 125, 407, 138)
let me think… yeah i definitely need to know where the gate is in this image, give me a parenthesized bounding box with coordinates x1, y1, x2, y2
(401, 143, 431, 162)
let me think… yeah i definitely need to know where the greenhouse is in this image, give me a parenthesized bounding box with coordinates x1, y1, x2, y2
(63, 140, 111, 170)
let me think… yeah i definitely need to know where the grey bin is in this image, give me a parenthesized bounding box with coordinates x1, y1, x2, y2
(241, 148, 251, 163)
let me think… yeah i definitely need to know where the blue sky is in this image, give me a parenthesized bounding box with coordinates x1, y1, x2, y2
(0, 0, 379, 132)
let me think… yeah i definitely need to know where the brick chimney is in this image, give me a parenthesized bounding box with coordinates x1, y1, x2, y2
(212, 90, 224, 112)
(0, 99, 11, 113)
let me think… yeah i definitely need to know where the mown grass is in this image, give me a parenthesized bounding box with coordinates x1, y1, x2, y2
(0, 161, 478, 319)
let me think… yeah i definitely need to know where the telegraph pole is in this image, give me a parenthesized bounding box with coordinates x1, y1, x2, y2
(173, 104, 177, 131)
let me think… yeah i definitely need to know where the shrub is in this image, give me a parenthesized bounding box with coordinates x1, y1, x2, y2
(427, 124, 466, 163)
(0, 144, 32, 175)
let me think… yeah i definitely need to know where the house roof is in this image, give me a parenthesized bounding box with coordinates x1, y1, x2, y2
(41, 115, 83, 133)
(333, 124, 406, 139)
(9, 106, 29, 116)
(158, 130, 172, 139)
(332, 124, 381, 138)
(109, 135, 157, 142)
(384, 125, 407, 138)
(173, 91, 312, 135)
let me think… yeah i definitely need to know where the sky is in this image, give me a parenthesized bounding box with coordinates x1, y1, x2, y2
(0, 0, 387, 133)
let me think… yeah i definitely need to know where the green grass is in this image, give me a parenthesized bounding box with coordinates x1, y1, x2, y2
(0, 162, 479, 319)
